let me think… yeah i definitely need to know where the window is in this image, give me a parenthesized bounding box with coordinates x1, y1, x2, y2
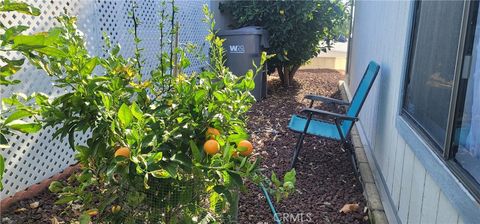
(403, 0, 464, 149)
(402, 0, 480, 200)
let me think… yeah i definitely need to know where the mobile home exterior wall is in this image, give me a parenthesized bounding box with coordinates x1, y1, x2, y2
(347, 1, 479, 223)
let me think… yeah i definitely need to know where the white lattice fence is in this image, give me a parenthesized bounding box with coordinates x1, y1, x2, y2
(0, 0, 210, 199)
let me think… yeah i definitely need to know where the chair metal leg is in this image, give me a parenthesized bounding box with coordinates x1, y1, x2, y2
(343, 140, 363, 191)
(343, 141, 358, 172)
(290, 132, 305, 169)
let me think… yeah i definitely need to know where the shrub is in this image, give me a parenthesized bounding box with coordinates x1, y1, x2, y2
(220, 0, 347, 87)
(0, 0, 45, 190)
(1, 1, 295, 223)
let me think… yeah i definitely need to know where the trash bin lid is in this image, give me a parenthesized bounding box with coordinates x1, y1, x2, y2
(218, 26, 269, 48)
(218, 26, 265, 36)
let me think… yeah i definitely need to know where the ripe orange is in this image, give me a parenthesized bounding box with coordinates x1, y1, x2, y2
(203, 139, 220, 155)
(238, 140, 253, 156)
(206, 127, 220, 139)
(115, 147, 130, 158)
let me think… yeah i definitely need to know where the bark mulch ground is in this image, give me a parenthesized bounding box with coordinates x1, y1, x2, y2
(239, 69, 368, 224)
(1, 69, 367, 224)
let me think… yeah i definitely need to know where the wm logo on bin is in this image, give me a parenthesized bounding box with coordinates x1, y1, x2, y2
(229, 45, 245, 54)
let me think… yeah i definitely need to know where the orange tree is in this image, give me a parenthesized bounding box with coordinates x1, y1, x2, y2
(0, 0, 53, 190)
(0, 2, 295, 223)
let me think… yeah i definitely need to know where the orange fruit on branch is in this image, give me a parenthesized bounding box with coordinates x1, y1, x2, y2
(114, 146, 130, 158)
(238, 140, 253, 156)
(204, 139, 220, 155)
(206, 127, 220, 139)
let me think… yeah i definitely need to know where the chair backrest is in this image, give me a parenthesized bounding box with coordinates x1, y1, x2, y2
(341, 61, 380, 137)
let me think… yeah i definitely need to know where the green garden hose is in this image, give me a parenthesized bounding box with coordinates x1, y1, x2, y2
(259, 183, 282, 224)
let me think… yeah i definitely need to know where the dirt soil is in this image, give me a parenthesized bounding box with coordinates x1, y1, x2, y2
(239, 69, 368, 224)
(1, 69, 368, 224)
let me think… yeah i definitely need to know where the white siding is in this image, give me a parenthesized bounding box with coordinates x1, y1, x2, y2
(347, 0, 462, 223)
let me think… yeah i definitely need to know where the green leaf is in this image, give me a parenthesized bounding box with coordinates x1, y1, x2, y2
(0, 57, 25, 66)
(12, 34, 47, 49)
(0, 155, 4, 190)
(80, 57, 98, 76)
(34, 47, 67, 58)
(143, 173, 150, 189)
(0, 1, 41, 16)
(55, 195, 76, 205)
(99, 92, 111, 110)
(271, 172, 281, 187)
(1, 25, 29, 42)
(152, 151, 163, 163)
(227, 171, 243, 187)
(130, 102, 143, 121)
(213, 92, 227, 101)
(189, 140, 202, 163)
(163, 162, 178, 178)
(79, 213, 91, 224)
(171, 153, 192, 167)
(239, 156, 247, 168)
(118, 103, 133, 127)
(209, 191, 222, 212)
(0, 134, 9, 149)
(48, 181, 63, 193)
(213, 185, 233, 204)
(1, 63, 22, 78)
(112, 44, 121, 55)
(4, 110, 33, 125)
(5, 120, 42, 133)
(194, 89, 207, 103)
(68, 126, 76, 151)
(223, 143, 233, 163)
(150, 169, 171, 178)
(227, 133, 249, 143)
(284, 169, 296, 186)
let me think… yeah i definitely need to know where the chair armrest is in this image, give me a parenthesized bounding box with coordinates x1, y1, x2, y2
(304, 94, 350, 105)
(300, 108, 358, 121)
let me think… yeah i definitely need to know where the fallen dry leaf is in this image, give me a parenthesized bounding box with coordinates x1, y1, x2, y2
(50, 216, 60, 224)
(29, 201, 40, 209)
(339, 203, 360, 213)
(14, 207, 27, 213)
(363, 215, 369, 221)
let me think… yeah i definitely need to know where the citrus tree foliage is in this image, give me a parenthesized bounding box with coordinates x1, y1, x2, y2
(0, 0, 45, 190)
(220, 0, 347, 87)
(0, 1, 295, 223)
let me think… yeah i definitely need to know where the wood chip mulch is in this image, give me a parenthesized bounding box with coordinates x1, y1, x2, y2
(239, 69, 368, 224)
(1, 69, 368, 224)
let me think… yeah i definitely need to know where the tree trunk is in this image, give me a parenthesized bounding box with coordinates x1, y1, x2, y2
(288, 64, 301, 85)
(277, 64, 301, 87)
(277, 65, 285, 85)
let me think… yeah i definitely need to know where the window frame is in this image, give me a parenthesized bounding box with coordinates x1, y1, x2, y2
(400, 0, 480, 202)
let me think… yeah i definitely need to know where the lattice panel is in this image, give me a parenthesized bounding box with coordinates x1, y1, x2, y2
(0, 0, 209, 199)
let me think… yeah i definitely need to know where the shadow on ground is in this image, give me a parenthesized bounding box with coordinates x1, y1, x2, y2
(239, 69, 367, 224)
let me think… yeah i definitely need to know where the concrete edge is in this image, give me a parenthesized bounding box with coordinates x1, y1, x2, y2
(338, 81, 388, 224)
(0, 163, 80, 213)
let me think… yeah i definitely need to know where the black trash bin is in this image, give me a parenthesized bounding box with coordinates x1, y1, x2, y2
(218, 26, 269, 101)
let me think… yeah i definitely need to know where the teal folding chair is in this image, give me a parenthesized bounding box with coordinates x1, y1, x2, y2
(288, 61, 380, 170)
